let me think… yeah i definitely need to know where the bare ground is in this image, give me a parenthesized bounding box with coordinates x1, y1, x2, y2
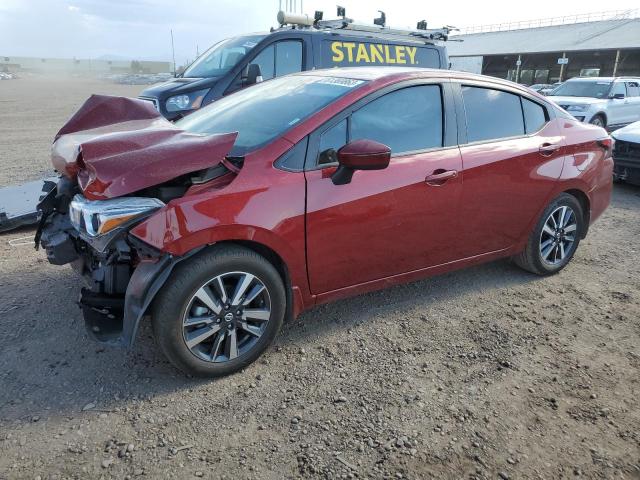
(0, 77, 639, 479)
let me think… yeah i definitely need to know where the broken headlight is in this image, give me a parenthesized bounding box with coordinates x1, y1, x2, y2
(69, 195, 164, 237)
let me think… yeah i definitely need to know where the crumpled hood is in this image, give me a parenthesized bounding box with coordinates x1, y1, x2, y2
(52, 95, 237, 200)
(611, 120, 640, 143)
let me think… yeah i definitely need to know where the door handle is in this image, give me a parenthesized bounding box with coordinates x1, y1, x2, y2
(539, 143, 560, 156)
(425, 169, 458, 186)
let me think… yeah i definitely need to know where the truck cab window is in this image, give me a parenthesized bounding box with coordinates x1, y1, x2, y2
(276, 41, 303, 76)
(252, 45, 275, 80)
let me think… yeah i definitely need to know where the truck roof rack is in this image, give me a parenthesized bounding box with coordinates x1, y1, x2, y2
(276, 9, 454, 42)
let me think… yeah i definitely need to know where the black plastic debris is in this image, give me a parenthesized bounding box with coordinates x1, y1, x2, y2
(0, 177, 58, 233)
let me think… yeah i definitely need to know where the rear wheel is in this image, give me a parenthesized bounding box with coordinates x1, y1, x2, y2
(151, 245, 286, 377)
(589, 114, 606, 128)
(513, 193, 584, 275)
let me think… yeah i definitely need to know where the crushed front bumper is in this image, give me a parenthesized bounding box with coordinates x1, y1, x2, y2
(36, 183, 198, 348)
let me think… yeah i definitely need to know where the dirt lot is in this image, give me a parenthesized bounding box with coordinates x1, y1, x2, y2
(0, 77, 639, 479)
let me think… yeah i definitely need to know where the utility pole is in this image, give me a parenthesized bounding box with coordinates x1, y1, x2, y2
(170, 29, 176, 76)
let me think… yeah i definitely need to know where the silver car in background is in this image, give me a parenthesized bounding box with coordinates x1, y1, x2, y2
(547, 77, 640, 130)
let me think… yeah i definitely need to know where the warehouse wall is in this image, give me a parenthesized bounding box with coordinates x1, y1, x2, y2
(450, 56, 484, 74)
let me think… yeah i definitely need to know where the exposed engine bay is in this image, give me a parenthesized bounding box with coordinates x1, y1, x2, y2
(36, 94, 240, 346)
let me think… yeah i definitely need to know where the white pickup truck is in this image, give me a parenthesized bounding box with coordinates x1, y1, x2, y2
(547, 77, 640, 130)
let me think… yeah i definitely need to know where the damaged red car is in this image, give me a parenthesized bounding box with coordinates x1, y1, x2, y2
(38, 68, 613, 377)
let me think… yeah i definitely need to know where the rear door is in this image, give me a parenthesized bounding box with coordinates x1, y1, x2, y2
(305, 81, 463, 294)
(455, 83, 565, 258)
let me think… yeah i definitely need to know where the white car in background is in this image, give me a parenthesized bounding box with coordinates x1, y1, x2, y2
(547, 77, 640, 130)
(611, 120, 640, 185)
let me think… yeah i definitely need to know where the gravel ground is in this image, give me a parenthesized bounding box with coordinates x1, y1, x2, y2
(0, 77, 639, 479)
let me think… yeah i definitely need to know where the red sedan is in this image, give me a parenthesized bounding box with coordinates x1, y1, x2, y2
(39, 67, 613, 377)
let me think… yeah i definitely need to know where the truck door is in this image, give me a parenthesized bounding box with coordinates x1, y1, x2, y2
(224, 37, 308, 95)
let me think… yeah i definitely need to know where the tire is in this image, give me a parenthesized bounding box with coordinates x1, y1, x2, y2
(151, 245, 286, 377)
(513, 193, 585, 276)
(589, 114, 606, 128)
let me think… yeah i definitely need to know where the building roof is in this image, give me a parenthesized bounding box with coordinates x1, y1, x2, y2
(448, 18, 640, 56)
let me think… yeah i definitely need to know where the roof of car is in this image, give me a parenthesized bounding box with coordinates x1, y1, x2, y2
(299, 66, 536, 94)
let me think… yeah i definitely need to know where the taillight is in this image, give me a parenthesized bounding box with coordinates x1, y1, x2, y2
(597, 137, 614, 158)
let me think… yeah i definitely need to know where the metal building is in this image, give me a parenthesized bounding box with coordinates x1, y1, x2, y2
(448, 10, 640, 84)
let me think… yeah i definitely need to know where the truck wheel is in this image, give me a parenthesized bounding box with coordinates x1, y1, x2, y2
(589, 114, 606, 128)
(151, 245, 286, 377)
(513, 193, 584, 276)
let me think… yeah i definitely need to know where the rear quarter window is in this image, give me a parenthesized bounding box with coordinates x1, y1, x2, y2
(322, 40, 440, 68)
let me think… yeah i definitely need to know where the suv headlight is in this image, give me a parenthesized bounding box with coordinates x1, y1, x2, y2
(69, 195, 164, 237)
(565, 104, 588, 112)
(166, 88, 209, 112)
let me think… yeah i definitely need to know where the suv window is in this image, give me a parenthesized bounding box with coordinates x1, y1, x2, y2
(521, 98, 548, 134)
(351, 85, 443, 154)
(462, 86, 524, 143)
(610, 82, 626, 97)
(626, 81, 639, 97)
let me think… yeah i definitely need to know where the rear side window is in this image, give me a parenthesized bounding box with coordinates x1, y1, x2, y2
(351, 85, 443, 154)
(626, 82, 640, 97)
(521, 98, 547, 133)
(322, 40, 440, 68)
(462, 86, 524, 142)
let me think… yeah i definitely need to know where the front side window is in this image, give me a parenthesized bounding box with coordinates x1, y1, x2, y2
(462, 86, 524, 143)
(178, 75, 367, 156)
(183, 35, 265, 78)
(351, 85, 443, 154)
(318, 120, 347, 164)
(610, 82, 627, 97)
(251, 45, 275, 80)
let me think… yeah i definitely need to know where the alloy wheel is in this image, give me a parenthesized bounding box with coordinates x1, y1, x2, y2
(182, 271, 271, 363)
(539, 206, 578, 266)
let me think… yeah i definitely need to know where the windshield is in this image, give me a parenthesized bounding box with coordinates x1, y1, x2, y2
(551, 80, 612, 98)
(182, 35, 265, 78)
(177, 75, 367, 155)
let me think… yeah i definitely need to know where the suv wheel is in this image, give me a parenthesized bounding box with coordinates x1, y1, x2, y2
(589, 114, 606, 128)
(151, 245, 286, 377)
(513, 193, 584, 275)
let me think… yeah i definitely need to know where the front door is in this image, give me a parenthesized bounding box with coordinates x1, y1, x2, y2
(305, 84, 463, 294)
(455, 84, 565, 257)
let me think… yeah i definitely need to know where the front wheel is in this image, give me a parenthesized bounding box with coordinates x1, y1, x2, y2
(513, 193, 585, 275)
(589, 114, 606, 128)
(151, 245, 286, 377)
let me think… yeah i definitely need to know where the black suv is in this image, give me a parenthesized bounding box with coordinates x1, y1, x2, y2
(139, 14, 450, 120)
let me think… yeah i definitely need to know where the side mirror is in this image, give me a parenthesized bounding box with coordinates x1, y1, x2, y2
(331, 139, 391, 185)
(244, 63, 263, 85)
(611, 93, 625, 100)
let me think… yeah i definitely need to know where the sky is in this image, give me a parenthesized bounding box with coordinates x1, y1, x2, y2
(0, 0, 638, 67)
